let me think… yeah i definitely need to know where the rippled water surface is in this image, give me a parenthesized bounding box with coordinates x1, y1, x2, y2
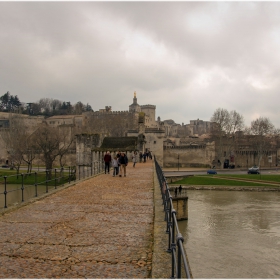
(0, 184, 54, 209)
(179, 190, 280, 278)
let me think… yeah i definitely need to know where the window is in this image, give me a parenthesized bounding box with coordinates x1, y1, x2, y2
(154, 141, 156, 144)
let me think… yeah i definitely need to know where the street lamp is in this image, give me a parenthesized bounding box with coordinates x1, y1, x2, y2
(177, 154, 179, 171)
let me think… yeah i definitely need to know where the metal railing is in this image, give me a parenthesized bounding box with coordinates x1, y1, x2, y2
(0, 160, 104, 210)
(155, 158, 192, 279)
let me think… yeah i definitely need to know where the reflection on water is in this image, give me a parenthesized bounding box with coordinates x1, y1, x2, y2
(179, 190, 280, 278)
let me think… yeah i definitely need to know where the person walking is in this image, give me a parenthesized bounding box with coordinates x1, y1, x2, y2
(132, 151, 138, 168)
(104, 151, 111, 174)
(143, 152, 147, 163)
(179, 185, 182, 195)
(119, 152, 128, 177)
(139, 152, 143, 163)
(111, 156, 119, 177)
(116, 150, 121, 174)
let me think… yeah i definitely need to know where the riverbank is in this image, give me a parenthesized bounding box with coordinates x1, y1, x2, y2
(170, 184, 280, 191)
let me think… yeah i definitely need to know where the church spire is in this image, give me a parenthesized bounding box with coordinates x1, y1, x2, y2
(129, 91, 140, 112)
(133, 91, 137, 104)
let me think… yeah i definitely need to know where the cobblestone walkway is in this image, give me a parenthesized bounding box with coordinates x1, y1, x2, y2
(0, 162, 154, 278)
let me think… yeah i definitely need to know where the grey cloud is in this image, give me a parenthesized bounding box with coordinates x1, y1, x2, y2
(0, 2, 280, 127)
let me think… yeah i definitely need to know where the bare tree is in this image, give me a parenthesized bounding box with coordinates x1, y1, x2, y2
(57, 126, 76, 168)
(36, 98, 62, 116)
(33, 124, 61, 172)
(210, 108, 244, 167)
(247, 117, 275, 166)
(72, 101, 85, 115)
(21, 135, 37, 173)
(33, 123, 76, 174)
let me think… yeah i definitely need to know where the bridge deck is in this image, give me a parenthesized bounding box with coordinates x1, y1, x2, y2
(0, 161, 154, 278)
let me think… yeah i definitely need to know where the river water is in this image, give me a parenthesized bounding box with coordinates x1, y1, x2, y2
(179, 190, 280, 279)
(0, 184, 55, 210)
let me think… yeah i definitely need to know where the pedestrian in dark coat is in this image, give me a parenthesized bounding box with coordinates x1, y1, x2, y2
(139, 152, 143, 163)
(179, 185, 182, 195)
(143, 152, 147, 163)
(119, 152, 128, 177)
(104, 151, 111, 174)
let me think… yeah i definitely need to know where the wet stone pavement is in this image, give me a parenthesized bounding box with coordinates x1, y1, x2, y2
(0, 162, 154, 278)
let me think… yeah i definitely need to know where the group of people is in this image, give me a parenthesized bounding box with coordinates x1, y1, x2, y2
(139, 151, 153, 163)
(103, 151, 128, 177)
(103, 150, 153, 177)
(174, 185, 183, 197)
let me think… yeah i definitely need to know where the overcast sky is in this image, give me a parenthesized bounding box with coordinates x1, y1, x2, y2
(1, 1, 280, 127)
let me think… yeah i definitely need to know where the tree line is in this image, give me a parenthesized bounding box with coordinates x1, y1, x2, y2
(210, 108, 280, 167)
(1, 115, 78, 175)
(0, 91, 93, 116)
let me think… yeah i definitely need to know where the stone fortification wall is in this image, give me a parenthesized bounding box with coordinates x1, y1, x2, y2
(0, 135, 7, 161)
(222, 150, 278, 168)
(0, 112, 44, 134)
(163, 142, 215, 168)
(83, 111, 139, 137)
(144, 131, 164, 165)
(141, 105, 157, 128)
(176, 120, 213, 138)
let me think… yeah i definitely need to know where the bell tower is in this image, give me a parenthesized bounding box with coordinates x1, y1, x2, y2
(129, 91, 141, 112)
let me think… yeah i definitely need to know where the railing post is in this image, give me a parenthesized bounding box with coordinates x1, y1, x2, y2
(171, 209, 177, 278)
(54, 169, 57, 189)
(45, 170, 48, 193)
(21, 173, 24, 202)
(177, 233, 184, 279)
(4, 176, 7, 208)
(154, 157, 191, 279)
(69, 166, 71, 184)
(166, 196, 170, 233)
(61, 167, 64, 185)
(167, 198, 173, 253)
(164, 187, 168, 221)
(35, 172, 38, 197)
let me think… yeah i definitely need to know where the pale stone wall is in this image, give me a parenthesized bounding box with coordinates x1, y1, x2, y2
(163, 142, 216, 168)
(76, 134, 100, 166)
(0, 112, 44, 134)
(82, 111, 139, 137)
(144, 132, 164, 165)
(45, 115, 83, 128)
(0, 135, 7, 162)
(141, 105, 157, 128)
(224, 150, 278, 168)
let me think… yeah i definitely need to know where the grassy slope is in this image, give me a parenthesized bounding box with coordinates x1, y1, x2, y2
(0, 169, 70, 185)
(214, 174, 280, 183)
(171, 175, 279, 187)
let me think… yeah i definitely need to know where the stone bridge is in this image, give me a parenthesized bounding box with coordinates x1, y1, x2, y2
(0, 161, 171, 278)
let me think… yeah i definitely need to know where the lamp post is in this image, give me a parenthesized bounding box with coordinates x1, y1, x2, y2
(177, 154, 179, 171)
